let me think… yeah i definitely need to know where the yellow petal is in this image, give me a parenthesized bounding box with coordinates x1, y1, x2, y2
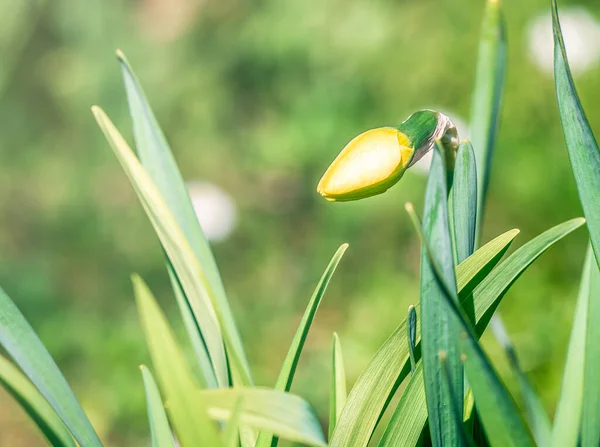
(317, 127, 413, 201)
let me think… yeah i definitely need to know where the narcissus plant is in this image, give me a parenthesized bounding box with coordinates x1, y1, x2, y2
(317, 110, 458, 201)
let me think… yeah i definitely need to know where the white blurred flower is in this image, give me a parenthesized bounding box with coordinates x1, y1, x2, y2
(187, 181, 237, 242)
(411, 110, 469, 175)
(527, 8, 600, 75)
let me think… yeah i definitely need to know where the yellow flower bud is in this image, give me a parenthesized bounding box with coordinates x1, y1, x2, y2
(317, 127, 413, 202)
(317, 110, 456, 202)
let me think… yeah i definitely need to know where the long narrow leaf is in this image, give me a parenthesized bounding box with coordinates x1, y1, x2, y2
(407, 204, 534, 447)
(552, 1, 600, 265)
(343, 218, 583, 447)
(199, 387, 327, 447)
(420, 143, 462, 446)
(552, 247, 593, 447)
(583, 245, 600, 446)
(167, 263, 217, 389)
(133, 275, 220, 446)
(439, 352, 477, 447)
(453, 141, 478, 266)
(0, 287, 101, 447)
(117, 52, 249, 386)
(0, 354, 75, 447)
(256, 243, 347, 447)
(93, 107, 250, 387)
(470, 0, 506, 243)
(329, 332, 347, 439)
(140, 365, 175, 447)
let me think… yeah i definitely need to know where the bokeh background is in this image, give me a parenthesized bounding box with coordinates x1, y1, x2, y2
(0, 0, 598, 444)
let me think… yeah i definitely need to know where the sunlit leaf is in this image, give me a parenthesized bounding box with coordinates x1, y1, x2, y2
(200, 387, 327, 447)
(117, 52, 250, 386)
(329, 332, 347, 439)
(133, 275, 220, 447)
(256, 243, 347, 447)
(0, 354, 75, 447)
(140, 365, 175, 447)
(0, 287, 101, 447)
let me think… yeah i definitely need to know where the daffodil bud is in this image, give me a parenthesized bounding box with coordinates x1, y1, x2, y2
(317, 110, 457, 202)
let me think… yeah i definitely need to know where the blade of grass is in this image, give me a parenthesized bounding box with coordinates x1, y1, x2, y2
(552, 246, 593, 447)
(490, 317, 551, 446)
(471, 0, 507, 244)
(329, 332, 347, 439)
(140, 365, 175, 447)
(407, 203, 535, 447)
(0, 354, 75, 447)
(420, 143, 463, 446)
(93, 107, 251, 387)
(199, 387, 327, 447)
(552, 0, 600, 266)
(167, 262, 217, 389)
(133, 275, 220, 446)
(256, 243, 347, 447)
(340, 218, 582, 447)
(0, 287, 101, 447)
(117, 52, 249, 386)
(583, 244, 600, 446)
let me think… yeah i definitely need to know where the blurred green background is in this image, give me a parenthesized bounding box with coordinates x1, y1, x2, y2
(0, 0, 598, 444)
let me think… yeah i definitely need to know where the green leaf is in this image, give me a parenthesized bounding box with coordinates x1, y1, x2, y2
(133, 275, 220, 447)
(329, 332, 347, 439)
(377, 362, 427, 447)
(470, 0, 506, 244)
(199, 387, 327, 447)
(352, 218, 583, 447)
(0, 354, 75, 447)
(407, 204, 534, 447)
(167, 263, 217, 389)
(0, 287, 101, 447)
(552, 0, 600, 266)
(140, 365, 175, 447)
(552, 247, 593, 447)
(407, 305, 417, 375)
(116, 52, 250, 386)
(490, 318, 551, 446)
(93, 107, 255, 389)
(331, 228, 518, 447)
(583, 245, 600, 446)
(276, 243, 347, 391)
(439, 352, 477, 447)
(222, 398, 243, 447)
(420, 143, 463, 446)
(453, 141, 478, 266)
(256, 243, 347, 447)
